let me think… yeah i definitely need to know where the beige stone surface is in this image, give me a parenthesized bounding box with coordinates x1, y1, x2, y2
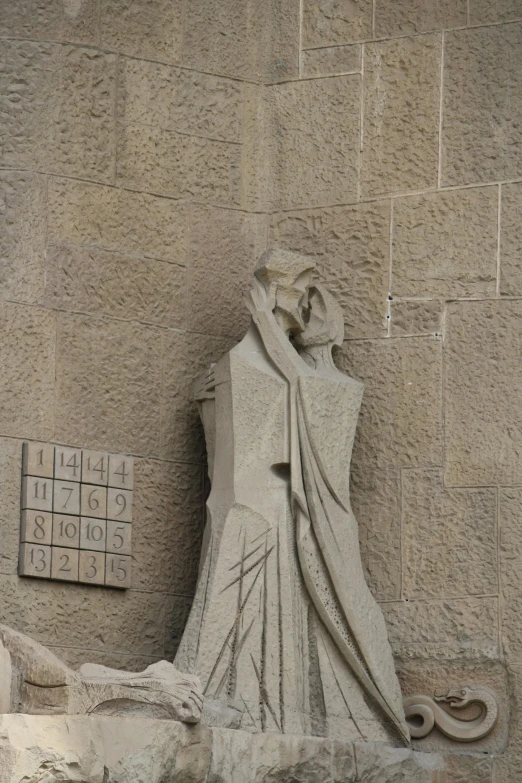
(302, 0, 372, 47)
(390, 301, 442, 336)
(500, 182, 522, 295)
(402, 470, 497, 599)
(442, 24, 522, 186)
(165, 596, 194, 660)
(118, 58, 242, 144)
(188, 206, 267, 340)
(101, 0, 182, 62)
(50, 646, 163, 673)
(500, 489, 522, 663)
(161, 331, 234, 462)
(469, 0, 522, 23)
(117, 123, 241, 206)
(362, 35, 441, 198)
(392, 188, 498, 298)
(55, 313, 162, 457)
(48, 177, 187, 264)
(132, 459, 204, 595)
(0, 42, 115, 182)
(0, 574, 166, 657)
(45, 245, 187, 328)
(339, 337, 442, 469)
(382, 597, 499, 661)
(0, 0, 99, 44)
(354, 742, 443, 782)
(301, 44, 362, 77)
(271, 202, 390, 339)
(442, 754, 494, 783)
(375, 0, 466, 36)
(0, 303, 55, 441)
(350, 468, 401, 601)
(0, 171, 46, 305)
(444, 300, 522, 486)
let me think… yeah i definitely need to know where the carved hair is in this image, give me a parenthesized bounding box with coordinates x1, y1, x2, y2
(294, 284, 344, 348)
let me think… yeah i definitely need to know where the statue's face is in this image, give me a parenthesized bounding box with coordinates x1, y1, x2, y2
(273, 270, 313, 335)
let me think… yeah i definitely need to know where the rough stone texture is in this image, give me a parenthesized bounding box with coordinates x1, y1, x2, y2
(362, 35, 441, 198)
(118, 59, 242, 145)
(161, 331, 235, 462)
(500, 182, 522, 295)
(51, 646, 163, 673)
(302, 0, 373, 47)
(0, 0, 100, 44)
(165, 596, 194, 660)
(0, 42, 116, 182)
(444, 300, 522, 486)
(48, 177, 187, 264)
(0, 303, 55, 441)
(45, 245, 187, 328)
(351, 468, 401, 601)
(0, 171, 46, 305)
(469, 0, 522, 23)
(0, 439, 24, 576)
(188, 207, 267, 340)
(500, 488, 522, 664)
(442, 754, 494, 783)
(0, 714, 443, 783)
(382, 597, 499, 661)
(402, 470, 498, 599)
(339, 337, 442, 469)
(392, 188, 498, 298)
(101, 0, 182, 62)
(390, 301, 442, 336)
(0, 574, 166, 657)
(271, 202, 390, 339)
(442, 24, 522, 186)
(375, 0, 466, 37)
(301, 44, 362, 77)
(117, 123, 241, 206)
(132, 459, 204, 595)
(55, 313, 162, 457)
(397, 659, 508, 754)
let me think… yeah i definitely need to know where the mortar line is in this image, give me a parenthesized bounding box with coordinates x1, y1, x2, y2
(437, 32, 445, 189)
(372, 0, 376, 38)
(298, 0, 304, 78)
(497, 486, 502, 662)
(496, 184, 502, 296)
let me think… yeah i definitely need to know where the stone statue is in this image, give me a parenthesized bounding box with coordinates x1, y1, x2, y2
(175, 249, 409, 744)
(0, 624, 202, 722)
(404, 687, 499, 742)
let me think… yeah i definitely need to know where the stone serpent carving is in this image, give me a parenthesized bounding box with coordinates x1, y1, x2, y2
(403, 687, 499, 742)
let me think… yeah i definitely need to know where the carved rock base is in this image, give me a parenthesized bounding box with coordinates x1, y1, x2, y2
(0, 714, 446, 783)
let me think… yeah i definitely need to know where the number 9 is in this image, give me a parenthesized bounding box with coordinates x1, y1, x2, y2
(115, 493, 126, 516)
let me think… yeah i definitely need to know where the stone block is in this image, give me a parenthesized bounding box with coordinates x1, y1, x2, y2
(444, 300, 522, 486)
(500, 182, 522, 295)
(47, 177, 187, 265)
(131, 459, 203, 595)
(469, 0, 522, 27)
(302, 0, 372, 47)
(51, 546, 79, 582)
(188, 206, 267, 340)
(160, 331, 235, 462)
(0, 440, 24, 576)
(23, 442, 55, 479)
(117, 123, 241, 206)
(350, 468, 401, 601)
(390, 301, 441, 336)
(500, 489, 522, 663)
(55, 313, 162, 457)
(339, 337, 442, 469)
(101, 0, 182, 62)
(375, 0, 466, 37)
(271, 202, 390, 339)
(45, 246, 187, 329)
(118, 58, 242, 144)
(354, 742, 443, 782)
(0, 0, 99, 45)
(0, 573, 166, 656)
(301, 44, 361, 77)
(381, 597, 499, 661)
(165, 595, 195, 660)
(0, 42, 116, 182)
(105, 553, 131, 589)
(392, 188, 498, 298)
(442, 24, 522, 186)
(79, 550, 106, 585)
(0, 303, 55, 441)
(362, 35, 441, 198)
(0, 171, 46, 305)
(402, 470, 498, 600)
(441, 755, 494, 783)
(106, 487, 131, 522)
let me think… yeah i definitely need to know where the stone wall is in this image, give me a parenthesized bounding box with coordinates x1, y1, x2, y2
(2, 0, 522, 779)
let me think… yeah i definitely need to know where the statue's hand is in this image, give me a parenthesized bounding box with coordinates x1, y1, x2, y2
(193, 364, 217, 401)
(245, 277, 276, 317)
